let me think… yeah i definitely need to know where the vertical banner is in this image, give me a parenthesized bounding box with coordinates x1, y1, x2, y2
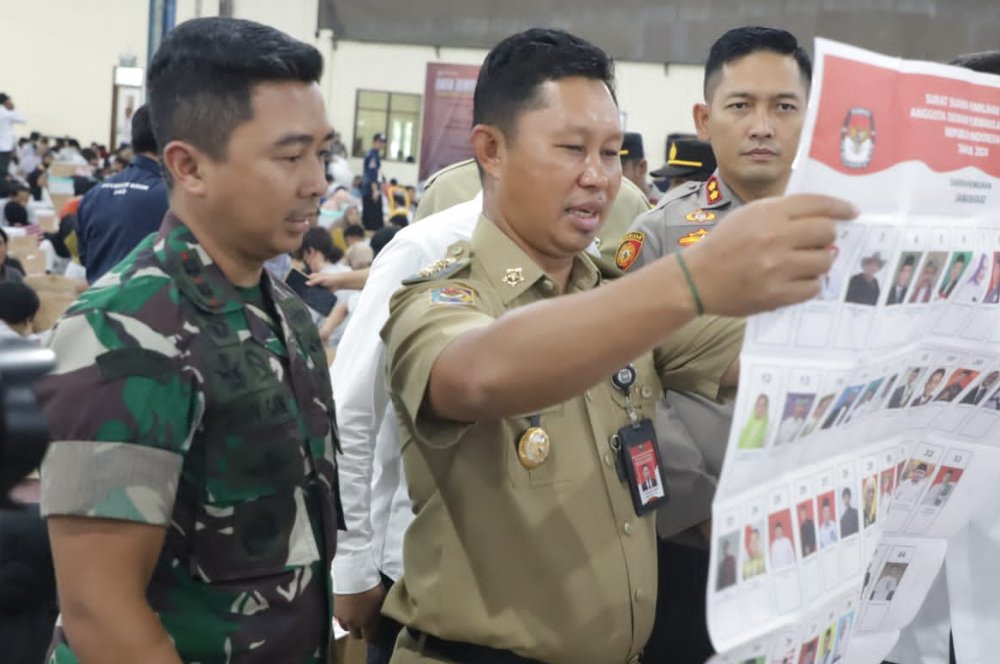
(418, 63, 480, 182)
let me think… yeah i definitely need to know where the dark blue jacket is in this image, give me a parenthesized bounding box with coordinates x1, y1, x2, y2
(77, 155, 168, 283)
(362, 147, 381, 186)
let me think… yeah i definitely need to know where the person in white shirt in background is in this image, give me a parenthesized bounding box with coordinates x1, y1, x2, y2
(0, 93, 26, 179)
(319, 238, 373, 346)
(769, 521, 797, 569)
(330, 194, 482, 662)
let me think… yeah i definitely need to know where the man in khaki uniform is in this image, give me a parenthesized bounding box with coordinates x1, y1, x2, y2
(617, 27, 812, 662)
(381, 27, 852, 664)
(415, 158, 650, 264)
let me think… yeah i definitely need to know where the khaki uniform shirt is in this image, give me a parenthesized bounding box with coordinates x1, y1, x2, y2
(414, 159, 651, 264)
(381, 216, 742, 663)
(620, 171, 746, 545)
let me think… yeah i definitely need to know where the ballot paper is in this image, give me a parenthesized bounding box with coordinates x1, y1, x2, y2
(706, 38, 1000, 664)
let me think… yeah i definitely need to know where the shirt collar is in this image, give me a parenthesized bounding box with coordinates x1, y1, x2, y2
(130, 154, 162, 176)
(156, 212, 271, 315)
(700, 169, 743, 209)
(470, 215, 601, 305)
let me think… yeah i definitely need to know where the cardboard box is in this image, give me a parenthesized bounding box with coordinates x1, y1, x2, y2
(35, 211, 58, 233)
(23, 274, 84, 330)
(8, 236, 45, 275)
(48, 163, 77, 179)
(50, 193, 75, 213)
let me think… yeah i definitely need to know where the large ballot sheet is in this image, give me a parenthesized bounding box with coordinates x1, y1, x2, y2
(706, 39, 1000, 664)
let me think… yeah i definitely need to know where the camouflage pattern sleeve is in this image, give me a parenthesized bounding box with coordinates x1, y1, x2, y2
(38, 276, 205, 526)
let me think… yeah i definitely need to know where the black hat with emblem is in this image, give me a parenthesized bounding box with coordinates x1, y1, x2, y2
(650, 135, 716, 180)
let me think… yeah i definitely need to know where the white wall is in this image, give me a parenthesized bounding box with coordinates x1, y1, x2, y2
(322, 40, 704, 185)
(0, 0, 149, 145)
(0, 0, 704, 185)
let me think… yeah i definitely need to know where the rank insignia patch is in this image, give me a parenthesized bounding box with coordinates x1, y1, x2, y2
(678, 229, 710, 247)
(685, 208, 716, 224)
(615, 231, 646, 271)
(706, 176, 722, 204)
(429, 286, 475, 306)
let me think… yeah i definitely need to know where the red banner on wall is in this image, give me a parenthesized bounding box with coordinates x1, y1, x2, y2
(419, 62, 481, 182)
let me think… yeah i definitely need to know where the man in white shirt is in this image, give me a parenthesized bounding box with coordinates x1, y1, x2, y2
(922, 469, 957, 507)
(0, 94, 26, 178)
(895, 462, 930, 504)
(330, 194, 482, 662)
(819, 499, 839, 548)
(769, 521, 796, 569)
(775, 397, 809, 445)
(871, 567, 901, 601)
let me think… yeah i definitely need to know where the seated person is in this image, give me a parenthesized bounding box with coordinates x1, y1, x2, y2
(0, 227, 26, 283)
(0, 281, 40, 339)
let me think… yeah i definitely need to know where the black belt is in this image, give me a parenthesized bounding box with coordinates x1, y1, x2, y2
(407, 628, 544, 664)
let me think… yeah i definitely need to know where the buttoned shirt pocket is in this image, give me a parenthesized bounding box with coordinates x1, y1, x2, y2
(188, 486, 320, 583)
(192, 362, 319, 582)
(505, 401, 593, 488)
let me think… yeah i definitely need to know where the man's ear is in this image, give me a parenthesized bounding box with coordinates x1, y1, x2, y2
(471, 124, 505, 184)
(162, 140, 210, 197)
(693, 103, 711, 142)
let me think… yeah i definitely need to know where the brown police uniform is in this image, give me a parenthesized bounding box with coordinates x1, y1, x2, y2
(381, 216, 742, 664)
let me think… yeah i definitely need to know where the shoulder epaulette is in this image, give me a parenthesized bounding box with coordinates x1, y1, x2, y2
(654, 181, 700, 210)
(401, 242, 473, 285)
(423, 159, 477, 192)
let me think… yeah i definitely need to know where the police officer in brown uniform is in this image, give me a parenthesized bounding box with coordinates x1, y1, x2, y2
(617, 27, 813, 662)
(381, 28, 852, 664)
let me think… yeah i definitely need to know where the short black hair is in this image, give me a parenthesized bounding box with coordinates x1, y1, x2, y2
(343, 225, 365, 240)
(130, 105, 158, 155)
(0, 282, 40, 326)
(473, 28, 616, 138)
(0, 93, 8, 104)
(3, 200, 28, 227)
(950, 51, 1000, 75)
(147, 17, 323, 162)
(301, 226, 342, 263)
(389, 211, 410, 228)
(704, 26, 812, 99)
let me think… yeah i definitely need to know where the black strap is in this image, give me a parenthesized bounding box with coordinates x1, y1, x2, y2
(407, 628, 544, 664)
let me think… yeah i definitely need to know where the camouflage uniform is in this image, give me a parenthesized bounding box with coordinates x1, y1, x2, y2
(37, 212, 341, 663)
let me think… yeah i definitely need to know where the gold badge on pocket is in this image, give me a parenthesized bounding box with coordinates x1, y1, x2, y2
(517, 426, 550, 469)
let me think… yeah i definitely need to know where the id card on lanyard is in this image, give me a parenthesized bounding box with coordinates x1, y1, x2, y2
(610, 364, 668, 516)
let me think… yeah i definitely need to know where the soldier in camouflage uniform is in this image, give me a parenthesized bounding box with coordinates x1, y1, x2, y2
(37, 18, 341, 663)
(617, 27, 813, 664)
